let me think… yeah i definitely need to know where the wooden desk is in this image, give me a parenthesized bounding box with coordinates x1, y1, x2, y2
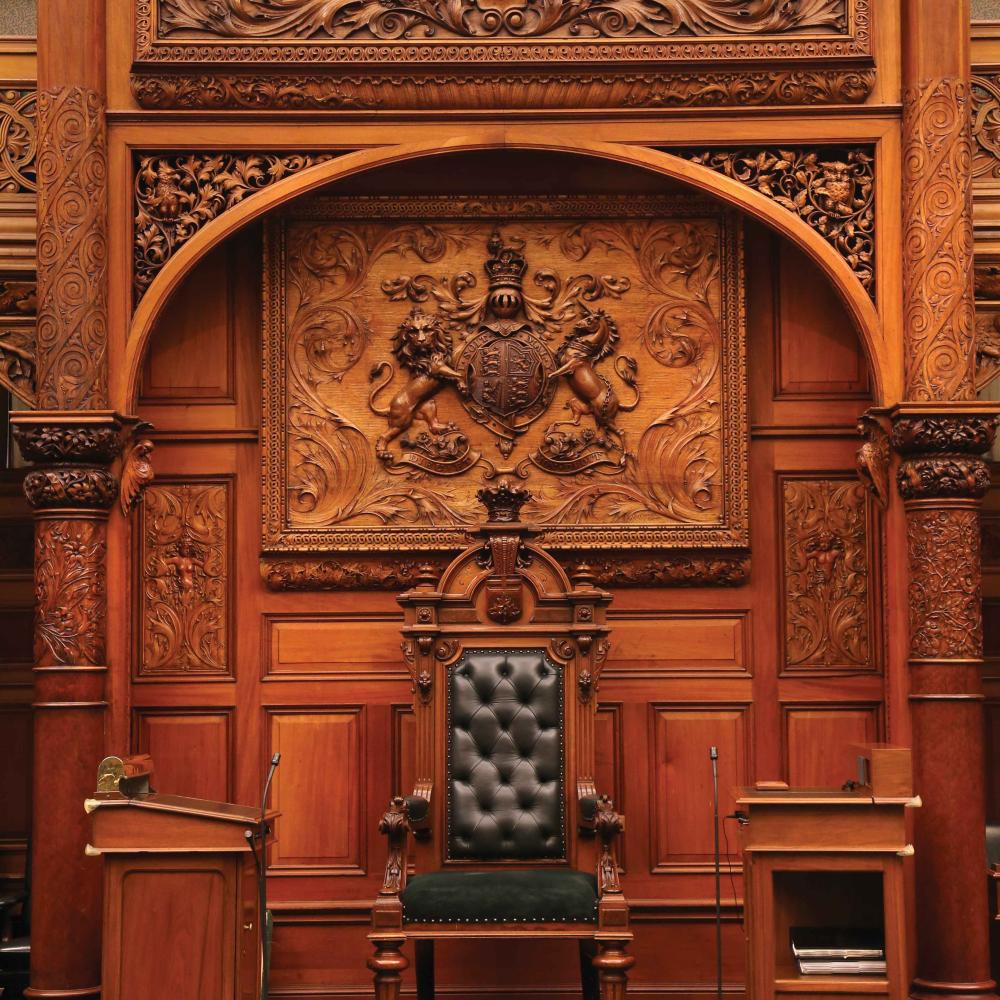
(739, 787, 917, 1000)
(88, 790, 273, 1000)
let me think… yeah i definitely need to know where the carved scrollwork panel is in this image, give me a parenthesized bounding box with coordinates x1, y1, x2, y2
(0, 317, 35, 405)
(682, 147, 875, 297)
(134, 151, 334, 302)
(902, 77, 977, 402)
(262, 194, 749, 575)
(781, 477, 873, 672)
(138, 480, 231, 677)
(35, 86, 109, 410)
(0, 87, 36, 194)
(972, 73, 1000, 180)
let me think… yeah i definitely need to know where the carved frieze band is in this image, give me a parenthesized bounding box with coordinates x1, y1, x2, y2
(0, 279, 36, 404)
(35, 87, 109, 410)
(134, 151, 334, 302)
(891, 416, 996, 502)
(139, 480, 230, 677)
(129, 68, 876, 112)
(34, 516, 107, 667)
(902, 78, 976, 402)
(781, 477, 872, 672)
(261, 551, 749, 590)
(0, 86, 36, 194)
(681, 147, 875, 297)
(137, 0, 867, 58)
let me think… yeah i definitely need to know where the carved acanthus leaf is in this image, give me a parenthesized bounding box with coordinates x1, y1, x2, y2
(683, 147, 875, 296)
(130, 68, 875, 112)
(156, 0, 847, 41)
(134, 151, 335, 301)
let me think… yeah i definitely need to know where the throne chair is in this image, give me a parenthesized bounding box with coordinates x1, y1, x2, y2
(368, 481, 632, 1000)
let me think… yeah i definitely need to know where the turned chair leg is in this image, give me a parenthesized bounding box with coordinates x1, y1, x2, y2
(593, 938, 635, 1000)
(368, 937, 408, 1000)
(579, 938, 599, 1000)
(415, 940, 435, 1000)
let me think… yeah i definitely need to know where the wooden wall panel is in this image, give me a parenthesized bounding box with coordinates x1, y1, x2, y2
(268, 708, 366, 873)
(0, 705, 31, 838)
(140, 243, 234, 404)
(783, 705, 880, 788)
(649, 705, 750, 870)
(264, 613, 406, 680)
(133, 709, 233, 802)
(985, 700, 1000, 823)
(606, 612, 750, 677)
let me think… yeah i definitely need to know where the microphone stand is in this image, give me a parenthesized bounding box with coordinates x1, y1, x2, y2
(246, 752, 280, 1000)
(710, 746, 722, 1000)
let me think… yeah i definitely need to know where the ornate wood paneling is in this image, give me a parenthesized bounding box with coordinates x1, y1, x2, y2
(649, 704, 750, 871)
(605, 611, 749, 677)
(780, 476, 874, 673)
(262, 195, 748, 573)
(268, 708, 366, 873)
(134, 151, 333, 302)
(782, 705, 879, 787)
(264, 613, 406, 680)
(129, 0, 872, 111)
(133, 708, 233, 801)
(972, 73, 1000, 180)
(0, 86, 36, 195)
(137, 479, 232, 679)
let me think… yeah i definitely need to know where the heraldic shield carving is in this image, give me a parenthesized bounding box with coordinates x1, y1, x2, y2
(262, 195, 748, 563)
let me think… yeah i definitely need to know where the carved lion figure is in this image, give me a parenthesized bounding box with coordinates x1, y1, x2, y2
(369, 307, 464, 454)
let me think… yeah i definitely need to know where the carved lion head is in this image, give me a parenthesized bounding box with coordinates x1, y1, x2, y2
(391, 307, 452, 374)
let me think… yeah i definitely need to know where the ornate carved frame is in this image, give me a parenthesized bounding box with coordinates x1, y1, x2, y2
(130, 0, 873, 111)
(260, 194, 748, 582)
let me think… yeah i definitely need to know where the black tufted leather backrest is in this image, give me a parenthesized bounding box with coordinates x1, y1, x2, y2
(447, 649, 565, 860)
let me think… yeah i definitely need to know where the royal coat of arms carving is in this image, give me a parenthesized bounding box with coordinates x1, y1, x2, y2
(262, 195, 748, 563)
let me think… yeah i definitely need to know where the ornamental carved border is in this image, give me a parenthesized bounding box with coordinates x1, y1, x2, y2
(35, 86, 109, 410)
(262, 193, 749, 576)
(134, 0, 869, 61)
(902, 77, 976, 402)
(134, 151, 335, 303)
(129, 67, 876, 112)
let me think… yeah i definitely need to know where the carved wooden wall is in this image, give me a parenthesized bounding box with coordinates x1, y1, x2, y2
(131, 203, 880, 996)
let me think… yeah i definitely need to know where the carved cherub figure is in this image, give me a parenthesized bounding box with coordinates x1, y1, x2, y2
(164, 538, 204, 601)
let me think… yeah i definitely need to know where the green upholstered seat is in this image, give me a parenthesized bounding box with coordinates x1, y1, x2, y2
(401, 869, 598, 925)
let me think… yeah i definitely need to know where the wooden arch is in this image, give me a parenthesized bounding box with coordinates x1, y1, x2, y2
(123, 132, 888, 408)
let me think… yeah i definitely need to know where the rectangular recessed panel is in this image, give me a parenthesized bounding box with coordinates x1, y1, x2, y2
(650, 705, 748, 869)
(0, 707, 31, 838)
(269, 709, 365, 872)
(784, 706, 879, 788)
(133, 710, 232, 802)
(266, 615, 403, 677)
(606, 613, 748, 674)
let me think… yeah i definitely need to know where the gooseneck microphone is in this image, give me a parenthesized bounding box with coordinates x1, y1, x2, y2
(710, 746, 722, 1000)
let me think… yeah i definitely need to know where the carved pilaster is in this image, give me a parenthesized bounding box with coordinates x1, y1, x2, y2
(35, 87, 109, 410)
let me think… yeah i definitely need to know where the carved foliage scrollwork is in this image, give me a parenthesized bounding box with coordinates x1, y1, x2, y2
(35, 87, 109, 410)
(155, 0, 847, 42)
(902, 78, 976, 402)
(129, 68, 876, 113)
(684, 147, 874, 296)
(262, 555, 449, 591)
(35, 517, 107, 667)
(891, 415, 996, 502)
(971, 74, 1000, 180)
(907, 506, 982, 660)
(782, 478, 871, 670)
(134, 151, 334, 301)
(139, 481, 230, 676)
(0, 88, 36, 194)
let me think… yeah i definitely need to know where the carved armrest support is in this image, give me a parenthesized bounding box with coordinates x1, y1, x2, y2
(377, 797, 411, 897)
(589, 795, 624, 896)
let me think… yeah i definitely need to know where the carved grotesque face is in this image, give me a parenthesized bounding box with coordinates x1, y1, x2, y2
(818, 161, 854, 212)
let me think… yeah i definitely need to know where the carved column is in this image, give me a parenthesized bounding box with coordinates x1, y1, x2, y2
(18, 2, 112, 997)
(900, 2, 999, 997)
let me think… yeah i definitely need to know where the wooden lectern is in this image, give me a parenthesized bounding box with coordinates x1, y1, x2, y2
(86, 756, 273, 1000)
(738, 745, 918, 1000)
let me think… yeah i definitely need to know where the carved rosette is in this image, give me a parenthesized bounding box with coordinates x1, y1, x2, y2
(35, 87, 109, 410)
(902, 78, 976, 402)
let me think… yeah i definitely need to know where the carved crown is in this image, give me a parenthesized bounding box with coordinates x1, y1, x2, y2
(484, 231, 527, 290)
(477, 479, 532, 523)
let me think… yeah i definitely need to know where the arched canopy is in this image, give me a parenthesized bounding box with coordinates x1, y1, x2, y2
(124, 133, 886, 407)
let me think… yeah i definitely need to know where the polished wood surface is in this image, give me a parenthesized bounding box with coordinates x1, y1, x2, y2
(89, 790, 268, 1000)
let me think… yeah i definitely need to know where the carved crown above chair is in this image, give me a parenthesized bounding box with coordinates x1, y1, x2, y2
(371, 482, 629, 1000)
